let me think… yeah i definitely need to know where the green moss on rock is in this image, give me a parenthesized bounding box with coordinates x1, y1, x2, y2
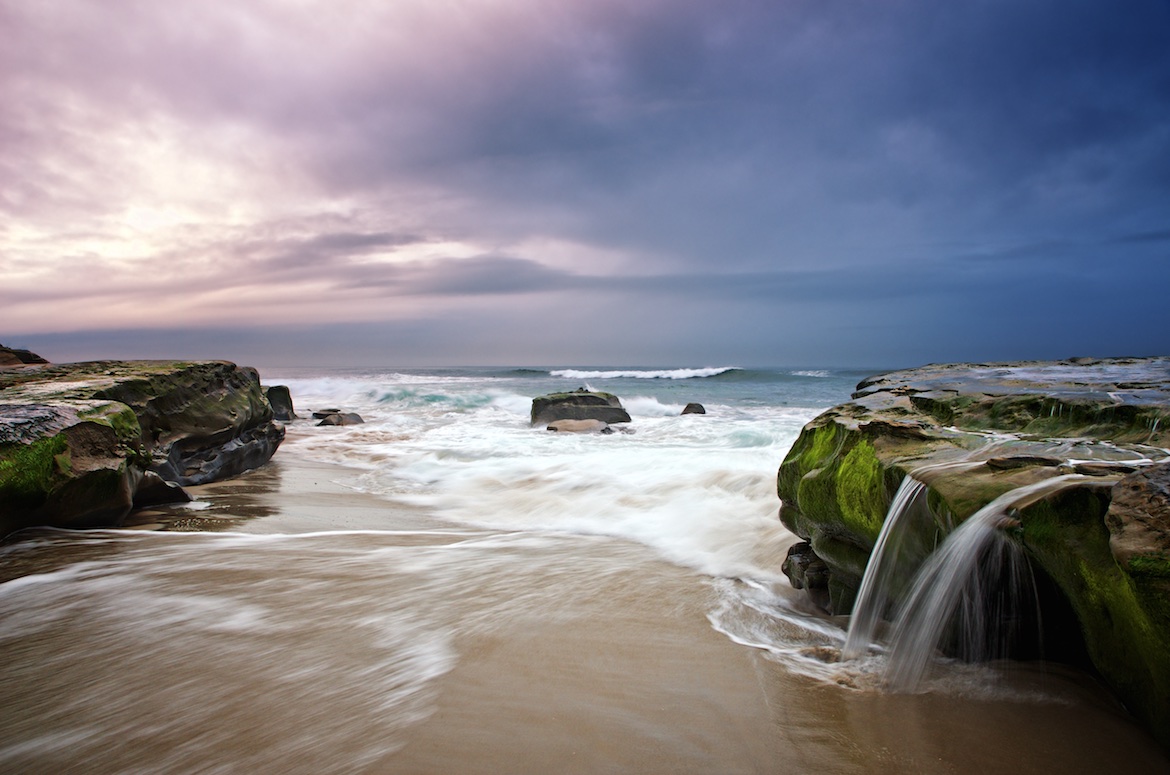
(836, 440, 887, 537)
(0, 433, 69, 510)
(779, 358, 1170, 750)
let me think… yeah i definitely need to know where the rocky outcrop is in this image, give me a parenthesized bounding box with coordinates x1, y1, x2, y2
(0, 344, 49, 367)
(531, 389, 631, 426)
(776, 357, 1170, 748)
(682, 402, 706, 415)
(0, 360, 285, 535)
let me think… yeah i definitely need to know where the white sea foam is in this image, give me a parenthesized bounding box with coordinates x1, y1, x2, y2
(275, 371, 822, 580)
(791, 369, 831, 378)
(550, 367, 740, 380)
(621, 395, 686, 417)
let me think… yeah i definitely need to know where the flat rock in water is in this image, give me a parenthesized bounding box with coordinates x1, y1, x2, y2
(317, 412, 364, 426)
(546, 419, 612, 434)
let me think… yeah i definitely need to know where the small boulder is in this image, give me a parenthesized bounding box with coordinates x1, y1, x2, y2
(266, 385, 298, 421)
(782, 541, 830, 611)
(133, 471, 192, 508)
(682, 402, 706, 415)
(312, 409, 342, 419)
(317, 412, 364, 426)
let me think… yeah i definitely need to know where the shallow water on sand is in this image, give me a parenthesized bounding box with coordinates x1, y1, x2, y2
(2, 368, 1167, 772)
(3, 511, 1166, 774)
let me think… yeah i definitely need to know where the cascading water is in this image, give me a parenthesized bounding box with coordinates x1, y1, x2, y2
(881, 474, 1089, 690)
(840, 475, 929, 660)
(842, 459, 987, 661)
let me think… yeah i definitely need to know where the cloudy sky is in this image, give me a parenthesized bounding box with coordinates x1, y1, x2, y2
(2, 0, 1168, 368)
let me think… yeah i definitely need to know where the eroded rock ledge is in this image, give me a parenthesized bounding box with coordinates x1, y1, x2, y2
(777, 357, 1170, 748)
(0, 359, 285, 535)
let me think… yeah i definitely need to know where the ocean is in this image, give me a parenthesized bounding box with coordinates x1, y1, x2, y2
(1, 365, 1166, 773)
(265, 365, 865, 579)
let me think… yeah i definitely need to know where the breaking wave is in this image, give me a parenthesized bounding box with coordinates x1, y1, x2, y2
(549, 367, 741, 380)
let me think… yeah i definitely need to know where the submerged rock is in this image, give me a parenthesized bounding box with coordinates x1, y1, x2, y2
(546, 419, 612, 434)
(777, 357, 1170, 747)
(682, 402, 706, 415)
(0, 360, 284, 534)
(530, 388, 631, 427)
(317, 412, 364, 426)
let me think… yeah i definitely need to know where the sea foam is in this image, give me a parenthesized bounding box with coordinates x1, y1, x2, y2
(549, 367, 740, 380)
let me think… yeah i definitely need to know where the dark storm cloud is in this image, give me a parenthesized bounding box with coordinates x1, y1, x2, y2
(2, 0, 1168, 364)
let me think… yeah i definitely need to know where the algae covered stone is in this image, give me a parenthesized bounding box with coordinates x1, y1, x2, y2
(0, 360, 285, 534)
(776, 357, 1170, 748)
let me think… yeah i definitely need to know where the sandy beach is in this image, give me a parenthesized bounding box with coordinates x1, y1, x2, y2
(49, 445, 1162, 774)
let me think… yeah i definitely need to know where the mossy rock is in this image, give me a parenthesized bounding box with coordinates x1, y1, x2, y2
(0, 360, 285, 533)
(778, 357, 1170, 749)
(0, 400, 145, 533)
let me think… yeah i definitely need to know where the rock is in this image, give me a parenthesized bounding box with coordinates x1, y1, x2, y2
(266, 385, 298, 421)
(776, 357, 1170, 748)
(0, 344, 49, 367)
(312, 409, 342, 419)
(682, 402, 706, 415)
(782, 541, 831, 611)
(317, 412, 364, 426)
(546, 419, 612, 434)
(1107, 462, 1170, 571)
(530, 389, 631, 426)
(0, 360, 285, 533)
(0, 400, 144, 531)
(132, 471, 192, 508)
(985, 455, 1062, 470)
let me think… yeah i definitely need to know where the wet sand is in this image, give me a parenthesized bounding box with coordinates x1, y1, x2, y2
(3, 455, 1169, 774)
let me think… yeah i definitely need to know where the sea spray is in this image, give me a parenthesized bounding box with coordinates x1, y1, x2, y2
(883, 474, 1089, 690)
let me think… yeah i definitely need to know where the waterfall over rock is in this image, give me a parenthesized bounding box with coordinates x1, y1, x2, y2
(776, 357, 1170, 748)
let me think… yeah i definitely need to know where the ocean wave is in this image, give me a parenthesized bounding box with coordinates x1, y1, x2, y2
(791, 370, 831, 378)
(549, 367, 741, 380)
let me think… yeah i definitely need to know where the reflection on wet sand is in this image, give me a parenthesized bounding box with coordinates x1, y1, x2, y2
(1, 456, 1167, 774)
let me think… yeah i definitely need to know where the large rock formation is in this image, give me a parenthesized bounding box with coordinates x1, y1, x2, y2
(777, 357, 1170, 748)
(530, 389, 632, 426)
(0, 360, 285, 535)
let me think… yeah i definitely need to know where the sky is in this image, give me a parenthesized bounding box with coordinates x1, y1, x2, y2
(2, 0, 1168, 369)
